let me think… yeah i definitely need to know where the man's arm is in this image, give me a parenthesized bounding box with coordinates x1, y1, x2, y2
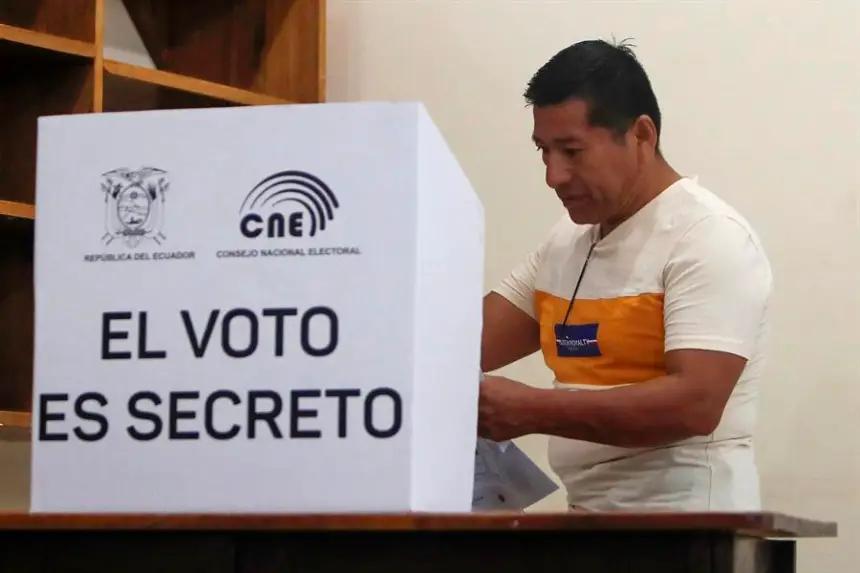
(479, 214, 770, 447)
(478, 348, 745, 447)
(480, 292, 541, 372)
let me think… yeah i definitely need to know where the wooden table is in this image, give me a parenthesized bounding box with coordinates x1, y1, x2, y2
(0, 512, 836, 572)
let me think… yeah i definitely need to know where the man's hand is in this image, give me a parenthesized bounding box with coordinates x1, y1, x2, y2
(478, 375, 541, 441)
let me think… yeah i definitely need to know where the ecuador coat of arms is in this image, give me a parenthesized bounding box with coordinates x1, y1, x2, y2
(100, 167, 169, 248)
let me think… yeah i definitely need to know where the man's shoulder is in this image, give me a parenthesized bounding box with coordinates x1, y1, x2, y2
(661, 181, 772, 286)
(662, 178, 762, 246)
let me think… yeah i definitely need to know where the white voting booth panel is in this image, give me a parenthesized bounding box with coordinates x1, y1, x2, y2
(31, 102, 484, 513)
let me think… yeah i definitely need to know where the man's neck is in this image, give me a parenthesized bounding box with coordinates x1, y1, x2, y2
(600, 161, 682, 238)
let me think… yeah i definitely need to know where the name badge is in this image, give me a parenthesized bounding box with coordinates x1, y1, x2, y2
(554, 323, 601, 357)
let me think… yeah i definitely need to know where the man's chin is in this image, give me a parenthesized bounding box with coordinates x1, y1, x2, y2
(566, 207, 598, 225)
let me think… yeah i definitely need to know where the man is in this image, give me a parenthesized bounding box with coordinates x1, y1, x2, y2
(479, 40, 772, 511)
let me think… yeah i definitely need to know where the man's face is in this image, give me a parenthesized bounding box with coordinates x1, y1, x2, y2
(532, 99, 641, 226)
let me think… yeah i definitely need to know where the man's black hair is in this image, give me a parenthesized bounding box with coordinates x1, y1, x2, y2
(525, 39, 662, 146)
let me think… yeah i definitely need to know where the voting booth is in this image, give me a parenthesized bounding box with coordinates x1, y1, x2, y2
(30, 102, 484, 513)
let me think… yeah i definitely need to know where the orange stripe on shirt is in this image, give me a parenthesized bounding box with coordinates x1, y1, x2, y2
(535, 290, 667, 386)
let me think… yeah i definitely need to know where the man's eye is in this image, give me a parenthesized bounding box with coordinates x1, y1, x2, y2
(564, 148, 582, 157)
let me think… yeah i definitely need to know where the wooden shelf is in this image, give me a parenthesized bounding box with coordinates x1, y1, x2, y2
(0, 410, 30, 442)
(0, 23, 95, 62)
(0, 201, 35, 235)
(103, 59, 290, 111)
(0, 200, 35, 221)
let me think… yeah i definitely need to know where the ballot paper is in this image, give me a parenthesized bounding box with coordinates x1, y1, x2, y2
(472, 438, 559, 510)
(473, 372, 558, 510)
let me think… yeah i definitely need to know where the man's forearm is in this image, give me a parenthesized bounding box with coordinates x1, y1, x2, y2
(518, 375, 723, 447)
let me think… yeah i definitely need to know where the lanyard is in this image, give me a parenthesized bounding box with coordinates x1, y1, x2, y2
(560, 241, 597, 327)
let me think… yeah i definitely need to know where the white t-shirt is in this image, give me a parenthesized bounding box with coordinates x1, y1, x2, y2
(494, 177, 772, 511)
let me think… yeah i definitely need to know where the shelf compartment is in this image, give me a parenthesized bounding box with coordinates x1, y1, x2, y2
(122, 0, 325, 103)
(0, 0, 96, 43)
(103, 59, 290, 111)
(0, 61, 94, 204)
(0, 234, 34, 413)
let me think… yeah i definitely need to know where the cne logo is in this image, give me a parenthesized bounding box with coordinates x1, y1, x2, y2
(239, 171, 339, 239)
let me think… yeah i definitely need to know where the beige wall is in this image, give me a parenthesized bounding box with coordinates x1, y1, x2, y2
(327, 0, 859, 570)
(2, 1, 856, 570)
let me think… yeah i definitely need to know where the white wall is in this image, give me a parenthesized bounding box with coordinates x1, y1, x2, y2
(102, 0, 155, 68)
(327, 1, 859, 571)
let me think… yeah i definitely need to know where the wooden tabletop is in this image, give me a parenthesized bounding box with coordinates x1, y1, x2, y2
(0, 512, 836, 538)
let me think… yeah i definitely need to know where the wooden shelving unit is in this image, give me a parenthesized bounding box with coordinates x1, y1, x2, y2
(0, 0, 326, 425)
(103, 59, 291, 111)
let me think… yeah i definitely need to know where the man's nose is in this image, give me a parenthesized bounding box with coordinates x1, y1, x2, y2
(545, 154, 571, 189)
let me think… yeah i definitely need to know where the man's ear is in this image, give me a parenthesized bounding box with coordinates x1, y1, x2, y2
(632, 114, 658, 150)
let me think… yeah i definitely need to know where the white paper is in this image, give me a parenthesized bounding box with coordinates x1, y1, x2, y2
(472, 438, 558, 511)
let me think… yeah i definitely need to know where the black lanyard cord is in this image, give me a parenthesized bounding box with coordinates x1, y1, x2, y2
(560, 241, 597, 327)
